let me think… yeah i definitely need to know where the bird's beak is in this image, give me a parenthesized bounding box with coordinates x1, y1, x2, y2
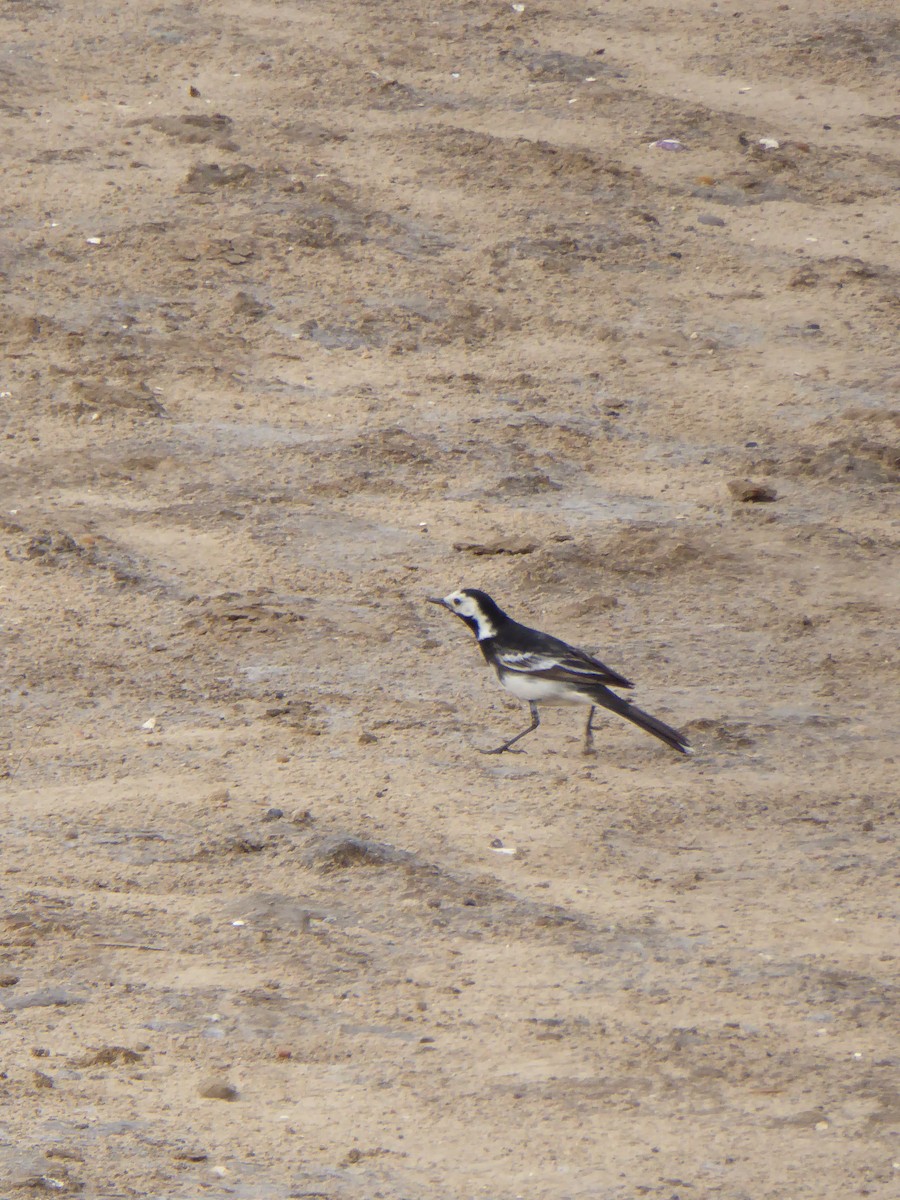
(427, 596, 449, 609)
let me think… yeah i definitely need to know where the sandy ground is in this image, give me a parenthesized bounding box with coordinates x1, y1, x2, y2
(1, 1, 898, 1197)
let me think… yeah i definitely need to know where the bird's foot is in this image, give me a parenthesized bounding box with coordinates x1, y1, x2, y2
(582, 742, 597, 757)
(480, 744, 525, 756)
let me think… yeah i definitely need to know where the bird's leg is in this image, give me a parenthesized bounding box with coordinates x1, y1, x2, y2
(583, 705, 596, 756)
(482, 702, 540, 755)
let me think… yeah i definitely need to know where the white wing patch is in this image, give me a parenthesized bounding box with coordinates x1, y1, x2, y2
(497, 649, 602, 677)
(496, 650, 560, 673)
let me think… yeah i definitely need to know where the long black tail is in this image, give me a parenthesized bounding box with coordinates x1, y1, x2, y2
(593, 687, 692, 756)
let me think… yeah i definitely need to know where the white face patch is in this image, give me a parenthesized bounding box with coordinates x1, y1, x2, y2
(442, 590, 497, 640)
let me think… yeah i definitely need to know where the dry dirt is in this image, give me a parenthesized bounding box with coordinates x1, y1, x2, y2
(1, 1, 898, 1197)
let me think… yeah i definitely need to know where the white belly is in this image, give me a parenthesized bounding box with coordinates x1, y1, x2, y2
(498, 670, 590, 706)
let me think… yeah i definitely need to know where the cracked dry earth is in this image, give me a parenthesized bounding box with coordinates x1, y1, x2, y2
(1, 1, 898, 1198)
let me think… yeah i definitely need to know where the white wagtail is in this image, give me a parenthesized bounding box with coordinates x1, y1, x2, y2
(428, 588, 692, 756)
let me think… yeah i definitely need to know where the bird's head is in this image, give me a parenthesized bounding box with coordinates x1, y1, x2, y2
(427, 588, 504, 641)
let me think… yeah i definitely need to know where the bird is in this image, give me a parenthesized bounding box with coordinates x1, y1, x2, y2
(428, 588, 692, 757)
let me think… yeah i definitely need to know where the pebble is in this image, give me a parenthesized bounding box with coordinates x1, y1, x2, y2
(452, 536, 537, 557)
(306, 834, 417, 872)
(698, 213, 726, 227)
(75, 1045, 142, 1067)
(199, 1078, 239, 1101)
(727, 478, 778, 503)
(2, 987, 88, 1011)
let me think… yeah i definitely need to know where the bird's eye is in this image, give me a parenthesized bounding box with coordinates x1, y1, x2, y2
(452, 597, 461, 606)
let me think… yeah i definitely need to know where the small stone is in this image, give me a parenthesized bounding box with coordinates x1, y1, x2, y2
(3, 988, 87, 1011)
(33, 1070, 54, 1089)
(698, 213, 726, 227)
(74, 1045, 143, 1067)
(199, 1078, 239, 1101)
(0, 973, 20, 988)
(261, 807, 284, 822)
(497, 472, 560, 496)
(453, 536, 537, 556)
(183, 162, 254, 191)
(306, 834, 417, 872)
(727, 478, 778, 503)
(789, 266, 819, 288)
(358, 730, 378, 744)
(232, 291, 271, 320)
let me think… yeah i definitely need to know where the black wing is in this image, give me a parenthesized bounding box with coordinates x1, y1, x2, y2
(494, 641, 634, 690)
